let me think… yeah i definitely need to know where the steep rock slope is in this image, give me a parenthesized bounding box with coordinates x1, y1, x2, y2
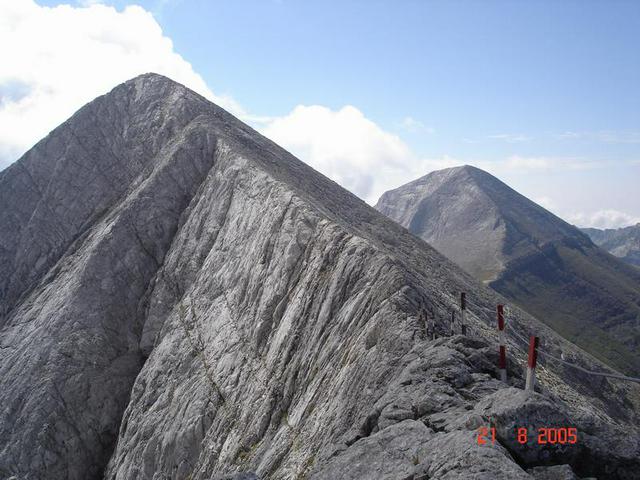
(583, 224, 640, 267)
(375, 166, 640, 375)
(0, 76, 639, 480)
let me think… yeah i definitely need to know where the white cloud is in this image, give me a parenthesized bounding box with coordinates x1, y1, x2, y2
(555, 131, 583, 140)
(0, 0, 244, 166)
(568, 210, 640, 229)
(503, 156, 552, 171)
(0, 1, 456, 203)
(463, 133, 532, 143)
(500, 155, 604, 172)
(261, 104, 428, 202)
(487, 133, 532, 143)
(399, 116, 434, 134)
(596, 131, 640, 144)
(412, 155, 464, 172)
(555, 130, 640, 144)
(260, 106, 474, 202)
(534, 196, 556, 211)
(1, 0, 635, 220)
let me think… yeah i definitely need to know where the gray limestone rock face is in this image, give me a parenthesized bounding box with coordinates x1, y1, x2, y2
(310, 419, 434, 480)
(0, 75, 222, 480)
(1, 74, 639, 480)
(421, 430, 532, 480)
(527, 464, 579, 480)
(474, 388, 640, 480)
(473, 388, 579, 467)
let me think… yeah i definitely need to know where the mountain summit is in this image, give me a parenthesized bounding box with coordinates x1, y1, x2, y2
(1, 75, 639, 480)
(376, 165, 586, 283)
(376, 165, 640, 375)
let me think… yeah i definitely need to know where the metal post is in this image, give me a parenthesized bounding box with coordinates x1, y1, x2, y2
(526, 336, 539, 391)
(497, 305, 507, 382)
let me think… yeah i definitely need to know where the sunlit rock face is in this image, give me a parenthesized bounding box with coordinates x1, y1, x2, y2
(0, 74, 638, 480)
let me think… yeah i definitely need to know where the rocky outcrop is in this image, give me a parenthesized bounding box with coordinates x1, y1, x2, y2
(375, 166, 640, 376)
(0, 75, 639, 480)
(527, 465, 581, 480)
(0, 74, 223, 479)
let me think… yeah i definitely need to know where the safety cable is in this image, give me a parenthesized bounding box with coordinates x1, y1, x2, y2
(501, 318, 640, 384)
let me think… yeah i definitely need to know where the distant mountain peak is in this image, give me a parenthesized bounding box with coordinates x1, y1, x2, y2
(377, 165, 587, 282)
(127, 71, 191, 91)
(397, 164, 484, 189)
(376, 166, 640, 377)
(441, 164, 484, 175)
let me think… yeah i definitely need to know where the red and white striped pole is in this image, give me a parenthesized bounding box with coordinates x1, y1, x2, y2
(460, 292, 466, 335)
(497, 305, 507, 382)
(526, 336, 539, 391)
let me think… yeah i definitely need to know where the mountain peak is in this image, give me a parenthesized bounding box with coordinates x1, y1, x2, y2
(123, 71, 196, 98)
(2, 75, 640, 479)
(442, 164, 482, 175)
(392, 165, 507, 204)
(376, 167, 640, 377)
(377, 165, 588, 283)
(423, 164, 512, 194)
(111, 71, 191, 99)
(124, 71, 193, 89)
(131, 71, 173, 82)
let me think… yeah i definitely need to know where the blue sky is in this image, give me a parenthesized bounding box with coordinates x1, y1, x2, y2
(4, 0, 640, 227)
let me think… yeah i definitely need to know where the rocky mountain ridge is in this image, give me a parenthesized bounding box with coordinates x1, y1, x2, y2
(0, 75, 638, 480)
(375, 166, 640, 376)
(582, 223, 640, 267)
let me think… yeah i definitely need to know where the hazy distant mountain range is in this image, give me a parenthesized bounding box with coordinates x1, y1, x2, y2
(1, 75, 638, 479)
(376, 165, 640, 376)
(582, 224, 640, 267)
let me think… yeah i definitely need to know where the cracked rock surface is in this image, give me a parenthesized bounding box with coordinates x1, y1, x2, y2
(0, 74, 639, 480)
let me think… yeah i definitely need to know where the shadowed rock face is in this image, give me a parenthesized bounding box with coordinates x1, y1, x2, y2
(583, 224, 640, 267)
(376, 166, 640, 376)
(1, 75, 639, 480)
